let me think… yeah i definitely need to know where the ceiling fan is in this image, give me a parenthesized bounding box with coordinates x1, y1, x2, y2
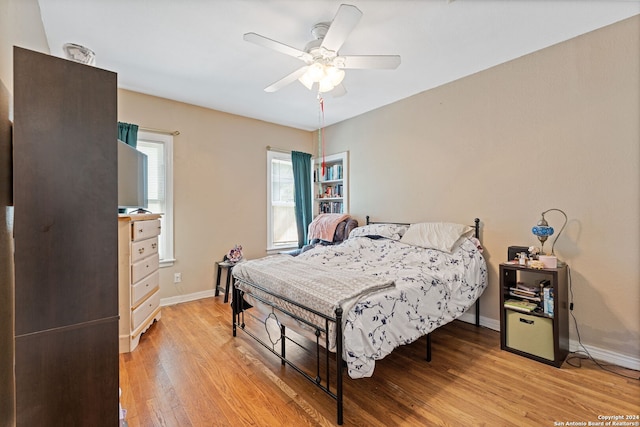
(243, 3, 401, 95)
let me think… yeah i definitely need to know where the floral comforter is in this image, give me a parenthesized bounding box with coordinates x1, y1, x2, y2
(234, 235, 487, 379)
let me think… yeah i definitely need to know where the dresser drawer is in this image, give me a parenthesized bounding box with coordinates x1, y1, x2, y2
(131, 290, 160, 331)
(131, 269, 159, 307)
(131, 236, 158, 264)
(131, 219, 161, 242)
(131, 253, 159, 284)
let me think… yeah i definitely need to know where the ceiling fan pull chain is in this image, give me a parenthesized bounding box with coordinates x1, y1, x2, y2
(318, 94, 326, 176)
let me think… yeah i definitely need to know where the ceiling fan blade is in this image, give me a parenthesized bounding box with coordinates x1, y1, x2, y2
(264, 66, 309, 92)
(337, 55, 401, 69)
(244, 32, 312, 62)
(321, 4, 363, 53)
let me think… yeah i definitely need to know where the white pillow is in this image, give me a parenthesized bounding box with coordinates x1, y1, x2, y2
(348, 223, 409, 240)
(400, 222, 473, 253)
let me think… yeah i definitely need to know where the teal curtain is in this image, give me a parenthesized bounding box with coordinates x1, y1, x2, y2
(291, 151, 312, 248)
(118, 122, 139, 148)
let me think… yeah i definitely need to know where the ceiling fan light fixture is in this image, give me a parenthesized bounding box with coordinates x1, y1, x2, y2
(318, 78, 335, 93)
(298, 71, 315, 90)
(307, 62, 326, 82)
(299, 62, 345, 93)
(325, 66, 345, 86)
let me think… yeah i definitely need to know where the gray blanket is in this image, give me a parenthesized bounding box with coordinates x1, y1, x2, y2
(232, 254, 394, 318)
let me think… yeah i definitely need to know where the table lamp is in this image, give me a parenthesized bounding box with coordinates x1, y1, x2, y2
(532, 208, 567, 266)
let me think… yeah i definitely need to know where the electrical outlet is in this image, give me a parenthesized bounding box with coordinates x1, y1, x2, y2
(174, 272, 182, 283)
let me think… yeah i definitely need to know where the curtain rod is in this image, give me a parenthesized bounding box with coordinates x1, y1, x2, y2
(266, 145, 290, 154)
(140, 126, 180, 136)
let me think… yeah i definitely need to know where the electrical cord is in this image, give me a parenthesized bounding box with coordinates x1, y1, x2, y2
(565, 266, 640, 380)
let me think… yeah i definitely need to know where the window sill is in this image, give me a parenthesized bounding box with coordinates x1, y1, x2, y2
(160, 258, 176, 268)
(266, 245, 297, 256)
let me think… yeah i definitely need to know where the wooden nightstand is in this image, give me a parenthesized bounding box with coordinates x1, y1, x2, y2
(499, 262, 569, 367)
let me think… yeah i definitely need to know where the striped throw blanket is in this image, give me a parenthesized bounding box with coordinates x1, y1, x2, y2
(233, 254, 394, 318)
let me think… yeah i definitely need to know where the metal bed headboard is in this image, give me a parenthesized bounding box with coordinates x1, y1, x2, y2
(366, 216, 481, 240)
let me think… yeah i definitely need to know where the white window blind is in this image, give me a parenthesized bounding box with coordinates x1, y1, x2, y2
(137, 131, 174, 265)
(267, 150, 298, 250)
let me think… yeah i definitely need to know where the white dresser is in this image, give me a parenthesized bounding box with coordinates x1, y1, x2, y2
(118, 213, 162, 352)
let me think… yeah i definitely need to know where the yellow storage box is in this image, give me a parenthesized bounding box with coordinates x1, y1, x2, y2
(506, 310, 554, 361)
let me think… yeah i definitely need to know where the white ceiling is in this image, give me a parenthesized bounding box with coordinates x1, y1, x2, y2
(37, 0, 639, 131)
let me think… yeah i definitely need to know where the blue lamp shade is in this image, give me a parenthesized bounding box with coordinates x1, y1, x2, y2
(532, 225, 554, 238)
(532, 208, 567, 256)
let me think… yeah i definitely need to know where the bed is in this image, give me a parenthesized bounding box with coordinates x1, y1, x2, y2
(231, 217, 487, 425)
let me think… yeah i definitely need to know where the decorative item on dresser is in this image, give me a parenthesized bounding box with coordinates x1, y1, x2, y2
(118, 213, 163, 352)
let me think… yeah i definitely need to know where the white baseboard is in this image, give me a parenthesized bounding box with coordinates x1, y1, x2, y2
(458, 311, 500, 331)
(160, 289, 216, 307)
(569, 340, 640, 371)
(163, 292, 639, 372)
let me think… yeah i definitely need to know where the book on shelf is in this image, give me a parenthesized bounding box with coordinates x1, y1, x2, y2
(328, 164, 342, 181)
(319, 164, 343, 181)
(509, 291, 541, 302)
(543, 287, 554, 316)
(504, 299, 538, 313)
(508, 282, 542, 301)
(515, 282, 540, 293)
(319, 201, 343, 214)
(509, 287, 538, 297)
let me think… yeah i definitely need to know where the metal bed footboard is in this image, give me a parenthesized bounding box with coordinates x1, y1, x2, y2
(232, 278, 345, 425)
(232, 217, 483, 425)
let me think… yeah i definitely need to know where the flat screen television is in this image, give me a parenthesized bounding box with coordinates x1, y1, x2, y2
(117, 139, 148, 213)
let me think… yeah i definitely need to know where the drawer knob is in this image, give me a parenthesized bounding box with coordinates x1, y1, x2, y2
(151, 243, 157, 249)
(138, 248, 144, 254)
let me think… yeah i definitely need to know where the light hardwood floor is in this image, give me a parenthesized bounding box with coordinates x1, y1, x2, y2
(119, 297, 639, 426)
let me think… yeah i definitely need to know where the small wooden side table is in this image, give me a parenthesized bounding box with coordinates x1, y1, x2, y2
(214, 261, 236, 303)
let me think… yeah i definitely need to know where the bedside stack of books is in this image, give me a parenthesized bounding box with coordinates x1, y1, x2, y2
(504, 282, 541, 313)
(504, 280, 555, 316)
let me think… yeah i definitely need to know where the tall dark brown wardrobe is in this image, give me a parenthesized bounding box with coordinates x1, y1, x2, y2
(12, 47, 119, 425)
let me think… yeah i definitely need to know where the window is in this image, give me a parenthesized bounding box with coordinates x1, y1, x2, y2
(137, 131, 175, 266)
(267, 150, 298, 250)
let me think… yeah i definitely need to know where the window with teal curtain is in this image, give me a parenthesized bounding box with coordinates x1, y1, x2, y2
(268, 151, 297, 249)
(291, 151, 312, 248)
(118, 122, 139, 148)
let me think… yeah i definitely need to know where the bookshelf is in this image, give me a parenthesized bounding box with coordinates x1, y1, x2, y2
(499, 263, 569, 367)
(312, 151, 348, 217)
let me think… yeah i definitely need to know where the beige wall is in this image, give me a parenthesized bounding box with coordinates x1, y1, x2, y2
(322, 16, 640, 360)
(0, 0, 50, 92)
(118, 90, 312, 301)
